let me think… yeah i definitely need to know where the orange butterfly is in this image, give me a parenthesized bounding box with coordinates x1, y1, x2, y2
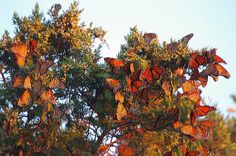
(49, 77, 65, 89)
(18, 89, 31, 106)
(162, 81, 171, 96)
(13, 75, 23, 88)
(197, 120, 216, 128)
(168, 108, 179, 122)
(10, 43, 27, 67)
(188, 52, 207, 69)
(204, 48, 226, 64)
(115, 91, 124, 103)
(214, 63, 231, 79)
(180, 125, 198, 137)
(134, 88, 159, 102)
(24, 75, 32, 89)
(143, 33, 157, 46)
(175, 68, 184, 76)
(191, 105, 216, 124)
(122, 62, 135, 75)
(141, 65, 163, 83)
(33, 80, 43, 95)
(106, 78, 121, 93)
(190, 69, 208, 87)
(104, 57, 125, 68)
(126, 70, 144, 93)
(29, 39, 37, 54)
(202, 63, 218, 77)
(182, 80, 201, 93)
(40, 89, 56, 105)
(166, 42, 179, 52)
(181, 33, 193, 47)
(36, 60, 53, 75)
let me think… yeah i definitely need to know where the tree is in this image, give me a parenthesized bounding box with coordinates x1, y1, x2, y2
(0, 2, 232, 156)
(201, 111, 236, 156)
(102, 27, 231, 155)
(0, 2, 111, 155)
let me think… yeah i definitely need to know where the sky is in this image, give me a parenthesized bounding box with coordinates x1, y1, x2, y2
(0, 0, 236, 115)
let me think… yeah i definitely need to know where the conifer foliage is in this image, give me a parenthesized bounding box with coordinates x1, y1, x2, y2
(103, 27, 230, 155)
(0, 2, 232, 156)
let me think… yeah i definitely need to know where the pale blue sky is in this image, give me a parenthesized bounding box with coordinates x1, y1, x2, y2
(0, 0, 236, 115)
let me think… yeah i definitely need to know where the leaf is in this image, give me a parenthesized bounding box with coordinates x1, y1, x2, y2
(117, 102, 127, 120)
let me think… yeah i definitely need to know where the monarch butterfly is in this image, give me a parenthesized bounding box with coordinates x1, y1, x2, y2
(180, 89, 201, 105)
(24, 75, 32, 89)
(126, 70, 144, 93)
(106, 78, 121, 93)
(115, 91, 124, 103)
(202, 63, 218, 77)
(49, 77, 65, 89)
(33, 80, 43, 95)
(197, 120, 215, 128)
(104, 57, 125, 68)
(141, 65, 163, 83)
(186, 150, 198, 156)
(10, 43, 27, 67)
(180, 125, 198, 137)
(143, 33, 157, 46)
(182, 80, 201, 93)
(18, 89, 31, 106)
(204, 48, 226, 64)
(162, 81, 171, 96)
(175, 68, 184, 76)
(190, 69, 208, 87)
(40, 89, 56, 105)
(13, 75, 23, 88)
(181, 33, 193, 47)
(122, 62, 135, 75)
(168, 108, 179, 122)
(227, 107, 236, 113)
(134, 87, 159, 102)
(191, 105, 216, 124)
(36, 60, 53, 75)
(166, 42, 179, 52)
(29, 39, 37, 54)
(117, 102, 127, 121)
(214, 63, 231, 79)
(188, 52, 207, 69)
(173, 121, 182, 129)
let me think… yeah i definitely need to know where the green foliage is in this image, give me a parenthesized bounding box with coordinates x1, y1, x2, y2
(0, 2, 110, 155)
(0, 2, 234, 156)
(202, 111, 236, 155)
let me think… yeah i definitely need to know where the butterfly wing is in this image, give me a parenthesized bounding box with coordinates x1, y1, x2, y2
(18, 89, 31, 106)
(181, 33, 193, 47)
(214, 63, 231, 79)
(10, 43, 27, 67)
(49, 77, 65, 89)
(24, 75, 32, 89)
(13, 76, 23, 88)
(143, 33, 157, 46)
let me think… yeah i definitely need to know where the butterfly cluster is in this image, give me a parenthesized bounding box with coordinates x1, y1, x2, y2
(103, 33, 231, 155)
(3, 41, 65, 136)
